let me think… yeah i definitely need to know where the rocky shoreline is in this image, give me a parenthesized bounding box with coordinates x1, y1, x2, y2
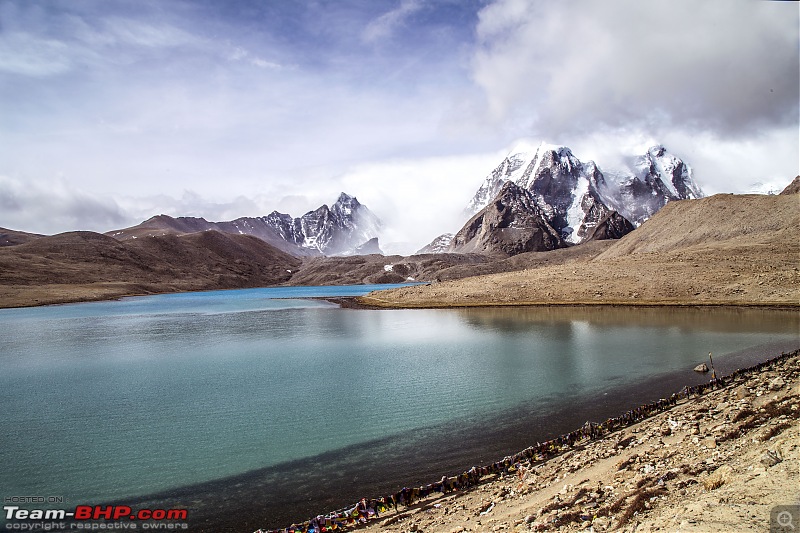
(362, 353, 799, 533)
(257, 350, 799, 533)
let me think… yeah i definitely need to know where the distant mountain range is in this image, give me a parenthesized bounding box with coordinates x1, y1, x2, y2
(428, 143, 703, 256)
(0, 174, 796, 308)
(107, 192, 381, 257)
(263, 193, 381, 256)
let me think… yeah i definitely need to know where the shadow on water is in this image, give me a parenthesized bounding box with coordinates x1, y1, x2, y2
(111, 339, 797, 532)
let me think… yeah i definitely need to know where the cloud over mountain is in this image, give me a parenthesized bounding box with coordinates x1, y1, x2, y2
(471, 0, 799, 138)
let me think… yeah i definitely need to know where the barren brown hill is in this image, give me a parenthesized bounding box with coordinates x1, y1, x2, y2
(284, 241, 621, 287)
(0, 230, 300, 307)
(286, 253, 494, 286)
(781, 175, 800, 195)
(359, 192, 800, 308)
(596, 193, 799, 257)
(0, 227, 44, 247)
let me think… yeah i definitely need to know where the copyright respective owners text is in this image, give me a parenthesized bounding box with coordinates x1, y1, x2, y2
(3, 497, 189, 531)
(772, 505, 800, 533)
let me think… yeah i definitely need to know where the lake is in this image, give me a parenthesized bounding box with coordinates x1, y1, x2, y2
(1, 285, 797, 531)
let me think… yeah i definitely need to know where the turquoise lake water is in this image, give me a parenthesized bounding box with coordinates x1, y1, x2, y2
(1, 285, 797, 530)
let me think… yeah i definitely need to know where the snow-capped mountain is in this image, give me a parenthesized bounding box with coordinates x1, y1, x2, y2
(264, 192, 381, 256)
(416, 233, 454, 255)
(745, 180, 786, 195)
(465, 142, 703, 244)
(451, 181, 564, 255)
(108, 193, 381, 257)
(602, 145, 703, 225)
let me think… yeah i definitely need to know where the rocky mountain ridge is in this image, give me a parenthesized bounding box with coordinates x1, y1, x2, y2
(450, 181, 565, 255)
(263, 193, 381, 256)
(1, 180, 796, 309)
(467, 143, 703, 224)
(106, 192, 381, 257)
(441, 142, 702, 256)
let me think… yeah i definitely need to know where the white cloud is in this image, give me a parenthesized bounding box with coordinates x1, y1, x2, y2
(0, 33, 74, 76)
(338, 151, 504, 253)
(362, 0, 424, 43)
(100, 17, 201, 49)
(228, 46, 284, 70)
(471, 0, 799, 137)
(0, 175, 130, 234)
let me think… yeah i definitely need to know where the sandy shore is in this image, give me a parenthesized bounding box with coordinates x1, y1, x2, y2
(261, 351, 799, 533)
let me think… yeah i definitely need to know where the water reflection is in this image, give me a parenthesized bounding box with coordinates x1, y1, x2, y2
(454, 305, 799, 334)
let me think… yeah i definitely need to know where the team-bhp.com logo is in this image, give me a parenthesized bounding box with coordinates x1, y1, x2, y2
(4, 504, 188, 530)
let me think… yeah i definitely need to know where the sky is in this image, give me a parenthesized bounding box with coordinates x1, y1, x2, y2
(1, 0, 798, 252)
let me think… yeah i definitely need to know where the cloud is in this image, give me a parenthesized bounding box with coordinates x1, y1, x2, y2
(0, 33, 74, 76)
(0, 4, 207, 78)
(0, 175, 130, 234)
(362, 0, 424, 43)
(338, 151, 504, 253)
(228, 46, 284, 70)
(471, 0, 799, 138)
(117, 191, 272, 224)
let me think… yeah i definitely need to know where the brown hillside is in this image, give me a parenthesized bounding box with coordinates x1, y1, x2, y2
(359, 192, 800, 308)
(0, 230, 300, 307)
(0, 227, 45, 247)
(781, 175, 800, 195)
(597, 193, 799, 258)
(107, 214, 314, 257)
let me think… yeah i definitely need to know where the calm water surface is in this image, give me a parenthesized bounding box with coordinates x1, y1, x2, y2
(1, 285, 797, 530)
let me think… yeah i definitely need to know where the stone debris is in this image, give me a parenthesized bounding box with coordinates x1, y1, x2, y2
(769, 376, 786, 390)
(760, 449, 782, 467)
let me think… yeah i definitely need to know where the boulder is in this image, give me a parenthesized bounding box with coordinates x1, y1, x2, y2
(703, 465, 733, 490)
(769, 377, 786, 390)
(733, 386, 750, 400)
(760, 450, 782, 467)
(694, 363, 709, 373)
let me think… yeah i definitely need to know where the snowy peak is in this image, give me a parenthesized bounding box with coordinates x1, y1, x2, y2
(465, 143, 702, 245)
(415, 233, 454, 255)
(605, 145, 703, 225)
(264, 192, 381, 256)
(635, 145, 702, 200)
(331, 192, 360, 217)
(451, 181, 564, 256)
(464, 151, 531, 216)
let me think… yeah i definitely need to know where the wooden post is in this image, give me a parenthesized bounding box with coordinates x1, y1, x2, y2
(709, 351, 716, 380)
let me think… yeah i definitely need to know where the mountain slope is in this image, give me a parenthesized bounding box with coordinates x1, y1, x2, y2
(107, 192, 381, 257)
(597, 193, 799, 258)
(0, 230, 301, 307)
(781, 176, 800, 195)
(464, 143, 702, 245)
(360, 191, 799, 308)
(0, 227, 45, 247)
(450, 181, 564, 255)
